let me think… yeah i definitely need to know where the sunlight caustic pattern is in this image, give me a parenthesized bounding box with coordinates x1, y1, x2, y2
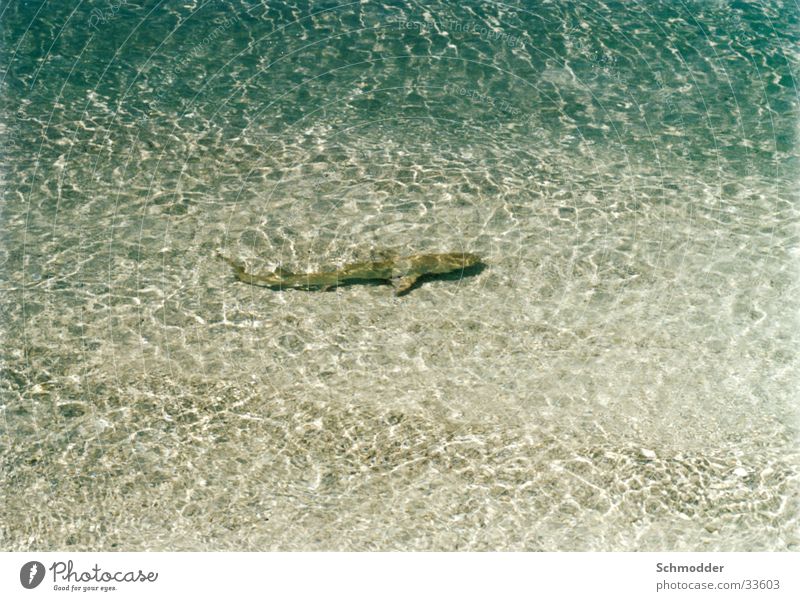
(0, 0, 798, 550)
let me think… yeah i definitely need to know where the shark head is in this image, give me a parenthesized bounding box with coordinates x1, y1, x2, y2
(389, 252, 484, 295)
(439, 252, 482, 269)
(412, 252, 482, 275)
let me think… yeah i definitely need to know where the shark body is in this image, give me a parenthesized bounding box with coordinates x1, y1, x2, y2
(218, 251, 482, 295)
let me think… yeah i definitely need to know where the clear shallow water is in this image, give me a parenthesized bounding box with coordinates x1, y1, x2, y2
(1, 0, 798, 550)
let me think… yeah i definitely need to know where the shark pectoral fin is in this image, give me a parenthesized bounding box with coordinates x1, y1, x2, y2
(392, 275, 418, 295)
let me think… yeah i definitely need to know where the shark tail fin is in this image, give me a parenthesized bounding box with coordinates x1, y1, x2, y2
(216, 251, 246, 275)
(217, 252, 295, 285)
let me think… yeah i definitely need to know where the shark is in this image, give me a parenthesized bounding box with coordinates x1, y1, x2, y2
(217, 251, 482, 295)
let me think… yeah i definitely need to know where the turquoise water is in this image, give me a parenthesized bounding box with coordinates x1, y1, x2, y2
(1, 0, 798, 550)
